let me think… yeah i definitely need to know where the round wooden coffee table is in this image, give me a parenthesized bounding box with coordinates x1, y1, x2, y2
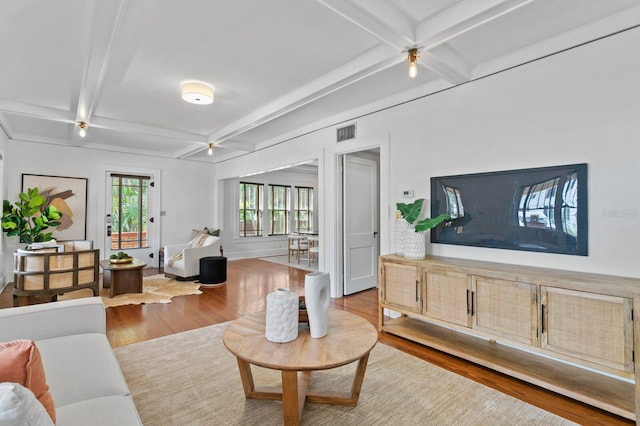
(222, 309, 378, 425)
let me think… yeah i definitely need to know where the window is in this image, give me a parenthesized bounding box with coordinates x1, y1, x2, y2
(239, 182, 263, 237)
(111, 174, 149, 249)
(268, 185, 290, 235)
(295, 186, 313, 233)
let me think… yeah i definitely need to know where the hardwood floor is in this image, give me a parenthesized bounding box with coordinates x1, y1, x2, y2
(0, 258, 632, 425)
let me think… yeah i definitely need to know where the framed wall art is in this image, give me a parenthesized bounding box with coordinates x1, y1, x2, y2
(22, 174, 88, 241)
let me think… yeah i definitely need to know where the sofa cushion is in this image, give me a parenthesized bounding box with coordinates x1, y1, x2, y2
(55, 395, 142, 426)
(36, 333, 130, 408)
(0, 382, 55, 426)
(0, 339, 56, 422)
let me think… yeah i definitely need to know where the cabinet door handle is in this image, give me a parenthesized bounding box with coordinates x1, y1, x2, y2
(415, 280, 419, 302)
(471, 291, 475, 316)
(466, 289, 471, 314)
(541, 304, 545, 333)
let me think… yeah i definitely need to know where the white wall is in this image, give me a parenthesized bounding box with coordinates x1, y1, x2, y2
(214, 26, 640, 283)
(1, 140, 216, 282)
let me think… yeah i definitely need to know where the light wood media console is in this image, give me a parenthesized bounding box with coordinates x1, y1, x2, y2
(378, 254, 640, 421)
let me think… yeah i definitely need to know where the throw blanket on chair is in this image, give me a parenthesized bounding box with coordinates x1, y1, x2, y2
(167, 233, 209, 267)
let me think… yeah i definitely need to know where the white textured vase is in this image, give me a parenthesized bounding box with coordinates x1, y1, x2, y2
(265, 288, 299, 343)
(403, 227, 426, 260)
(304, 271, 330, 338)
(394, 218, 408, 255)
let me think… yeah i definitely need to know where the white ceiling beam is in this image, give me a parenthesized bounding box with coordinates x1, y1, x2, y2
(419, 45, 471, 85)
(90, 116, 208, 142)
(205, 44, 401, 147)
(319, 0, 415, 49)
(72, 0, 130, 145)
(416, 0, 535, 48)
(318, 0, 472, 85)
(0, 101, 73, 123)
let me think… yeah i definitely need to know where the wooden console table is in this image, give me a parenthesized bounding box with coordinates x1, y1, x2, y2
(379, 254, 640, 421)
(100, 258, 146, 298)
(222, 310, 378, 425)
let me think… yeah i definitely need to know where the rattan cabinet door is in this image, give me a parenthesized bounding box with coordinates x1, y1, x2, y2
(472, 276, 538, 346)
(380, 262, 421, 314)
(541, 287, 633, 375)
(424, 269, 471, 327)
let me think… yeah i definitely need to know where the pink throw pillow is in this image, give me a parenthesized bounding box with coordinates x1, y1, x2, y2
(0, 340, 56, 422)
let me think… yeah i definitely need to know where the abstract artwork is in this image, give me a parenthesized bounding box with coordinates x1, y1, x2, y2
(22, 174, 88, 240)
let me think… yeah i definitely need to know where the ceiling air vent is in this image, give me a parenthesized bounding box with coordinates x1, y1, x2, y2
(336, 124, 356, 142)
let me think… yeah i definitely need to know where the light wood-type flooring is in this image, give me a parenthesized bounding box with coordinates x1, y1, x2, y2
(0, 258, 631, 425)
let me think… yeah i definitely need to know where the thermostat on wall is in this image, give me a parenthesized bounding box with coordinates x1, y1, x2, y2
(402, 190, 414, 198)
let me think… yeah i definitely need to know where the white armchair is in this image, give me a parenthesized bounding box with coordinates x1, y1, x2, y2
(164, 235, 221, 280)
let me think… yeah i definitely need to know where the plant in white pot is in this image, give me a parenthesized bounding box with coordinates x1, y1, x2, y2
(396, 199, 450, 260)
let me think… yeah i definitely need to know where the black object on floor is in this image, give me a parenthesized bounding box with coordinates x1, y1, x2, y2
(199, 256, 227, 284)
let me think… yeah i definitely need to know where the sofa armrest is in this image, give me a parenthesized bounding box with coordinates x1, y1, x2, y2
(164, 243, 190, 260)
(0, 297, 105, 342)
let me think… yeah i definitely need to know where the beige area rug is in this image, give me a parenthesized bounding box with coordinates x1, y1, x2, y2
(58, 274, 202, 308)
(259, 255, 318, 272)
(114, 323, 576, 426)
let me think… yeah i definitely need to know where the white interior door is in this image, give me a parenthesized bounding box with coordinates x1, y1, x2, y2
(343, 154, 379, 295)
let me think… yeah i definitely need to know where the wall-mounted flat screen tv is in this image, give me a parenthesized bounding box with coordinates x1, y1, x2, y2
(430, 163, 588, 256)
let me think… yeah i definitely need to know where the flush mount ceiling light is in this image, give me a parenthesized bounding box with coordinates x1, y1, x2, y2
(406, 48, 419, 78)
(181, 82, 214, 105)
(78, 121, 87, 138)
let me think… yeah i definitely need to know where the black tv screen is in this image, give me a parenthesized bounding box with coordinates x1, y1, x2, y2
(430, 164, 588, 256)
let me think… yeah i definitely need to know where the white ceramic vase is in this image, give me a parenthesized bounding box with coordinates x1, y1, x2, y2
(403, 227, 426, 260)
(304, 271, 330, 338)
(394, 218, 408, 255)
(265, 288, 299, 343)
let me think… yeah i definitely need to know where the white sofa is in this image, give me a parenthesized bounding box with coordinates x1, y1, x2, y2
(0, 297, 142, 425)
(164, 234, 221, 279)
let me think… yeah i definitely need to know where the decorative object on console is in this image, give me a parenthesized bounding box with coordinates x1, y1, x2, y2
(394, 214, 408, 255)
(396, 199, 450, 260)
(265, 288, 299, 343)
(1, 187, 62, 244)
(304, 271, 331, 338)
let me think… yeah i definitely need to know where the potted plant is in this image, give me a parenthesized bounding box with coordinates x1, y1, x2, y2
(1, 187, 63, 244)
(396, 199, 450, 259)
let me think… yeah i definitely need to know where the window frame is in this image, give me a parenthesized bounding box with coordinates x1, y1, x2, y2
(294, 186, 314, 233)
(268, 184, 290, 236)
(239, 182, 264, 237)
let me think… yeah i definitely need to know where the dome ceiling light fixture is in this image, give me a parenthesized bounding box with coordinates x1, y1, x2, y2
(181, 81, 214, 105)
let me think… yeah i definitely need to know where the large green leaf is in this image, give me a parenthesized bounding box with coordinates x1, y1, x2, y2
(415, 213, 451, 232)
(1, 187, 64, 243)
(396, 199, 424, 224)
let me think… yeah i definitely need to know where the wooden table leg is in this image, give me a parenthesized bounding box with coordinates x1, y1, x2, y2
(306, 352, 371, 406)
(236, 358, 256, 397)
(282, 370, 311, 426)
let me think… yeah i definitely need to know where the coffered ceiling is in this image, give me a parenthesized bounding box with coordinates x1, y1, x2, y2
(1, 0, 638, 162)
